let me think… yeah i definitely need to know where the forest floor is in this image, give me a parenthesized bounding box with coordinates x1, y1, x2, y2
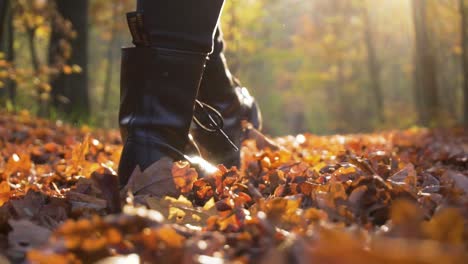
(0, 111, 467, 263)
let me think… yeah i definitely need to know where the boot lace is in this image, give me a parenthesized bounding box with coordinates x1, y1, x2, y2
(193, 100, 239, 152)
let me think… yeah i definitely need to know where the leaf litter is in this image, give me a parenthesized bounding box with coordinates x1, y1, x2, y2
(0, 112, 466, 263)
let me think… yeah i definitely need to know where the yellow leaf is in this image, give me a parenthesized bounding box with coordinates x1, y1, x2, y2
(168, 207, 186, 223)
(72, 64, 82, 74)
(36, 25, 50, 39)
(0, 71, 8, 78)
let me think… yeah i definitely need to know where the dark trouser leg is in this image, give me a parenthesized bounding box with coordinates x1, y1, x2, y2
(199, 27, 234, 101)
(134, 0, 224, 53)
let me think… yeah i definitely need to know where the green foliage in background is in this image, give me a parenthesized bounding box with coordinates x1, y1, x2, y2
(0, 0, 466, 135)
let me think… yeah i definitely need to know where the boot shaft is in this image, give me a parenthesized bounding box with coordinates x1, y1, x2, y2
(119, 46, 207, 151)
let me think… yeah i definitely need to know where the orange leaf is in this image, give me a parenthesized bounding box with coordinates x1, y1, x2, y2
(172, 161, 198, 194)
(0, 181, 10, 207)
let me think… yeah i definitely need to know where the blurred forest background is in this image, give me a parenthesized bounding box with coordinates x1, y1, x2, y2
(0, 0, 467, 136)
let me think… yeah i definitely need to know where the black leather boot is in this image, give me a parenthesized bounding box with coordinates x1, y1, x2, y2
(192, 27, 262, 168)
(118, 46, 208, 187)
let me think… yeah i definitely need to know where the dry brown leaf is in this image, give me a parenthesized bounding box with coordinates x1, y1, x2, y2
(8, 220, 51, 258)
(91, 168, 121, 213)
(124, 158, 179, 198)
(444, 170, 468, 194)
(10, 190, 46, 219)
(242, 121, 282, 151)
(67, 191, 107, 211)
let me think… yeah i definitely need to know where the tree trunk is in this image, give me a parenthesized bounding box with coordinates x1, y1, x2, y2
(362, 2, 384, 123)
(101, 2, 119, 127)
(291, 111, 306, 133)
(0, 0, 16, 106)
(0, 0, 7, 38)
(27, 27, 48, 116)
(49, 0, 89, 121)
(460, 0, 468, 126)
(411, 0, 439, 126)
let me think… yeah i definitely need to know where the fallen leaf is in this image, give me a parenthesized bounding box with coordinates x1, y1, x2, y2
(444, 170, 468, 194)
(0, 182, 10, 207)
(8, 220, 51, 258)
(91, 167, 121, 213)
(10, 190, 46, 219)
(172, 161, 198, 194)
(124, 158, 179, 198)
(422, 208, 464, 245)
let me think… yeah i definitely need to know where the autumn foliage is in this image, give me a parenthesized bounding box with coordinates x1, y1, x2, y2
(0, 111, 466, 263)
